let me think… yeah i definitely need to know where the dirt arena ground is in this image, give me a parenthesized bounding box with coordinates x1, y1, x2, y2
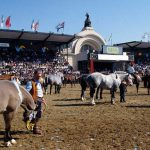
(0, 83, 149, 150)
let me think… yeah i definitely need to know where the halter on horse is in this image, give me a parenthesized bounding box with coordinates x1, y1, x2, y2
(0, 80, 36, 147)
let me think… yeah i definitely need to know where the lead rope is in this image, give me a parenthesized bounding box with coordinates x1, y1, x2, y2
(26, 99, 47, 131)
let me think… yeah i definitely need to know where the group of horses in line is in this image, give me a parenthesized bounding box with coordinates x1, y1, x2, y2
(40, 71, 149, 104)
(0, 70, 149, 147)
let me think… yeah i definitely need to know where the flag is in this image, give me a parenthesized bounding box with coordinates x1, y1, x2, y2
(0, 15, 5, 28)
(56, 21, 65, 32)
(5, 16, 11, 28)
(34, 21, 39, 31)
(31, 20, 35, 31)
(31, 20, 39, 31)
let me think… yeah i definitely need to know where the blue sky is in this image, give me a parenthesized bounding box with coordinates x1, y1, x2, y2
(0, 0, 150, 44)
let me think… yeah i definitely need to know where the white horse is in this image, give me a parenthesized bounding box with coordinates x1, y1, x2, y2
(43, 72, 63, 95)
(81, 72, 133, 105)
(0, 80, 36, 147)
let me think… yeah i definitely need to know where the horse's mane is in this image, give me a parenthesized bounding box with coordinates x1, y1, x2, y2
(19, 85, 33, 99)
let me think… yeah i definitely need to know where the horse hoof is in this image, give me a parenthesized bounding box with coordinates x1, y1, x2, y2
(111, 102, 115, 105)
(11, 139, 17, 144)
(5, 141, 12, 147)
(91, 102, 96, 105)
(81, 97, 86, 101)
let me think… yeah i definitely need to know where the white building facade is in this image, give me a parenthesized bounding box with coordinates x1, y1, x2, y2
(63, 14, 129, 73)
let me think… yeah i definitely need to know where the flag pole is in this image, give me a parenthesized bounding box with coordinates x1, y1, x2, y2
(111, 33, 112, 46)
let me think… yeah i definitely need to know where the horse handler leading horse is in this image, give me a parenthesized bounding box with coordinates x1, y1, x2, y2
(24, 69, 46, 135)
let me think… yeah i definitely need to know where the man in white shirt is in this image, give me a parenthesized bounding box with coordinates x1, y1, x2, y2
(24, 69, 45, 135)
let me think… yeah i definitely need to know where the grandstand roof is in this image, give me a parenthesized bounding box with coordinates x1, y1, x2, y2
(115, 41, 150, 49)
(0, 29, 76, 44)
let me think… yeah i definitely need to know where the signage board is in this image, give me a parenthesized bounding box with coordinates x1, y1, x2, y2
(0, 43, 10, 47)
(90, 53, 98, 60)
(103, 45, 123, 55)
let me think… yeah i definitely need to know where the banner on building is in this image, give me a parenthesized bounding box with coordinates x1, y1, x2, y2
(0, 43, 10, 47)
(103, 45, 123, 55)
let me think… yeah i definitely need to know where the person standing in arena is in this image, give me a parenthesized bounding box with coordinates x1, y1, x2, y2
(24, 69, 45, 135)
(119, 80, 127, 103)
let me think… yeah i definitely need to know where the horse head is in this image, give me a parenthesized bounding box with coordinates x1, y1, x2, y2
(126, 74, 133, 86)
(116, 72, 133, 86)
(134, 73, 142, 82)
(20, 86, 36, 111)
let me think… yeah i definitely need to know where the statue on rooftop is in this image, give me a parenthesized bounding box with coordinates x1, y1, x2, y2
(84, 13, 92, 28)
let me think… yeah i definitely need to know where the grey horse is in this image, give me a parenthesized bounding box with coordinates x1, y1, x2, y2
(80, 72, 133, 105)
(43, 72, 63, 95)
(0, 80, 36, 147)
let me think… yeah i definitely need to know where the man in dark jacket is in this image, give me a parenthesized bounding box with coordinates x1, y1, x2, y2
(119, 80, 127, 102)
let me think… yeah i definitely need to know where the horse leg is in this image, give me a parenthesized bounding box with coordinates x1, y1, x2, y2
(71, 81, 73, 88)
(136, 83, 139, 94)
(90, 87, 96, 105)
(55, 85, 57, 94)
(50, 85, 52, 95)
(63, 80, 66, 87)
(57, 85, 61, 94)
(95, 86, 100, 99)
(3, 111, 17, 146)
(81, 88, 86, 101)
(81, 83, 87, 101)
(73, 80, 75, 87)
(110, 89, 115, 105)
(100, 88, 103, 99)
(44, 85, 48, 95)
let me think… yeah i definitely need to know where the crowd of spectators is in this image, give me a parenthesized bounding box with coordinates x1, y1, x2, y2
(0, 47, 150, 83)
(127, 61, 150, 75)
(0, 48, 73, 84)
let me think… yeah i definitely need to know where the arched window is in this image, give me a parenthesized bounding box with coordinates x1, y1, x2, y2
(81, 44, 94, 53)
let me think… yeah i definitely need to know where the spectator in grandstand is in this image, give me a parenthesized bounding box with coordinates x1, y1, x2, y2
(24, 69, 46, 135)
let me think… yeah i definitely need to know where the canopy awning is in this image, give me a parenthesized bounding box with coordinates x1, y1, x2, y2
(98, 53, 128, 61)
(0, 29, 76, 44)
(115, 41, 150, 49)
